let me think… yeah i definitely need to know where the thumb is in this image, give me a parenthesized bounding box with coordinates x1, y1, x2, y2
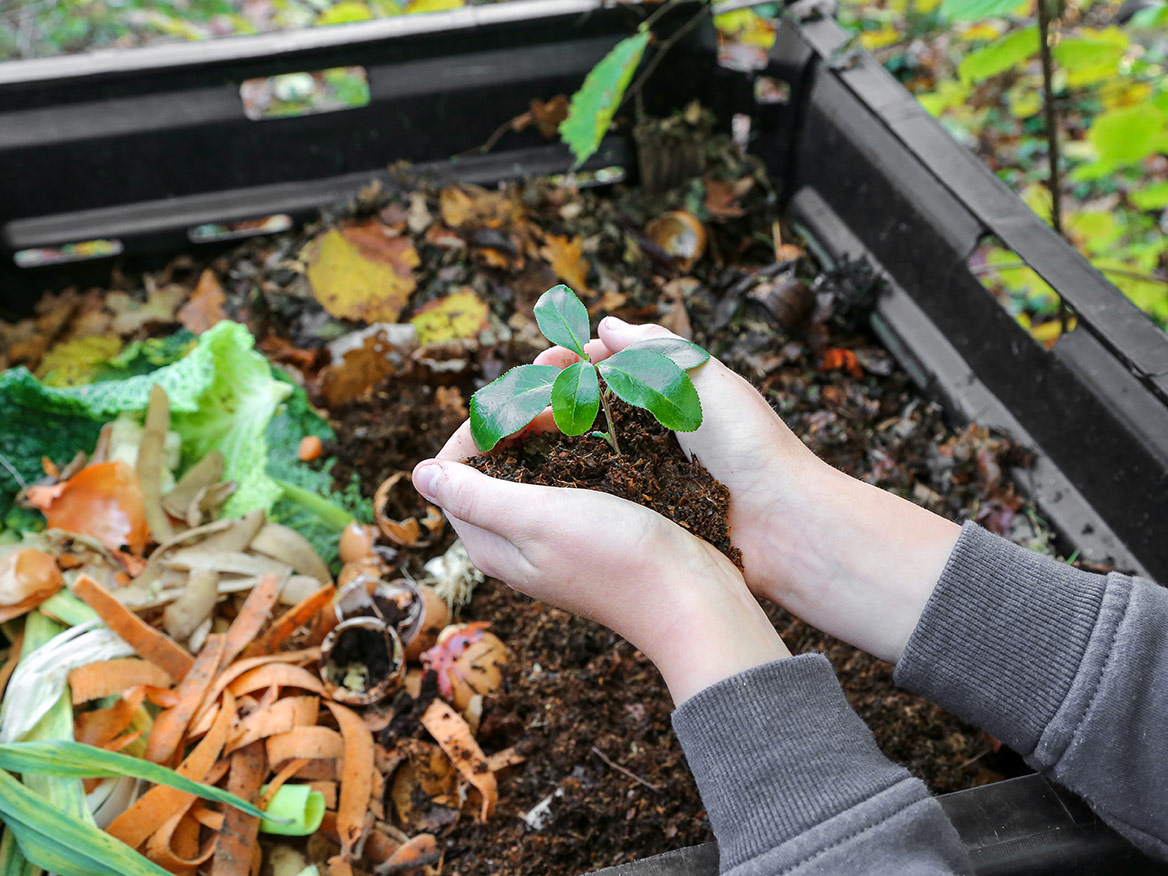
(597, 316, 678, 353)
(411, 459, 536, 537)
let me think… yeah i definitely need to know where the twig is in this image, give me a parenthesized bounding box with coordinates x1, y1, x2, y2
(1035, 0, 1070, 332)
(639, 0, 690, 34)
(620, 3, 710, 113)
(974, 261, 1168, 287)
(591, 745, 661, 792)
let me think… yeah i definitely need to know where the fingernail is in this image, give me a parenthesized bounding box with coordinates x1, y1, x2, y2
(413, 462, 441, 502)
(602, 316, 628, 330)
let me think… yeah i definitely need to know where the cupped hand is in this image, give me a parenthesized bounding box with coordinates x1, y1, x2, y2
(509, 317, 962, 665)
(411, 458, 789, 704)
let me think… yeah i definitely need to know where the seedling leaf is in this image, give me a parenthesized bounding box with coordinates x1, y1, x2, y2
(469, 365, 559, 452)
(551, 362, 600, 436)
(597, 349, 702, 432)
(624, 337, 710, 370)
(533, 285, 590, 359)
(559, 32, 651, 168)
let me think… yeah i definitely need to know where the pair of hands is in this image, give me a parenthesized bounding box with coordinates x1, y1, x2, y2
(412, 317, 961, 704)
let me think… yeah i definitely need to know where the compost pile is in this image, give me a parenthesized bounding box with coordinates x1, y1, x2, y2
(0, 122, 1051, 875)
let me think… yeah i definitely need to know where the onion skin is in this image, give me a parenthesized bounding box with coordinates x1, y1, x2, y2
(0, 548, 63, 622)
(25, 461, 150, 554)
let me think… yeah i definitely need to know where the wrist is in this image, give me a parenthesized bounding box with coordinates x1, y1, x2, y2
(638, 555, 791, 705)
(756, 462, 961, 663)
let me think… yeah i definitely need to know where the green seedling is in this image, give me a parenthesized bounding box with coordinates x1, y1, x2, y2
(469, 285, 710, 454)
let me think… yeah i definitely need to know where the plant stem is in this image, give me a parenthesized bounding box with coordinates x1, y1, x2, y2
(1036, 0, 1069, 333)
(1036, 0, 1063, 237)
(598, 389, 623, 456)
(620, 2, 710, 113)
(639, 0, 689, 34)
(272, 480, 354, 530)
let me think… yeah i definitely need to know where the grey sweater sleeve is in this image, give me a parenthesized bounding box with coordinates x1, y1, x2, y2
(894, 521, 1168, 860)
(672, 654, 972, 875)
(671, 521, 1168, 873)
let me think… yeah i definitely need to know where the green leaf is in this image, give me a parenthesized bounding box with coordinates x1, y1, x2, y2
(533, 285, 590, 358)
(1130, 1, 1168, 27)
(597, 350, 702, 432)
(958, 26, 1039, 83)
(1051, 36, 1126, 72)
(941, 0, 1022, 20)
(1089, 105, 1168, 170)
(469, 365, 559, 452)
(0, 742, 271, 820)
(624, 337, 710, 370)
(2, 817, 109, 876)
(1132, 181, 1168, 211)
(0, 768, 173, 876)
(559, 31, 650, 168)
(0, 825, 36, 876)
(551, 362, 600, 436)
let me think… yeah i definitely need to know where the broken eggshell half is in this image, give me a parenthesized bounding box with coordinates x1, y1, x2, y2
(404, 585, 451, 662)
(320, 616, 407, 706)
(384, 738, 463, 835)
(374, 471, 444, 548)
(333, 575, 425, 649)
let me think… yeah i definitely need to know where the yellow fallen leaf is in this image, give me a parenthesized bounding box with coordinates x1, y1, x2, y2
(860, 25, 901, 50)
(37, 334, 123, 387)
(305, 222, 419, 324)
(411, 291, 489, 346)
(540, 234, 593, 295)
(439, 184, 518, 230)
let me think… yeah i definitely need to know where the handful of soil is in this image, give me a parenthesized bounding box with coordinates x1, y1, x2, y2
(466, 398, 743, 569)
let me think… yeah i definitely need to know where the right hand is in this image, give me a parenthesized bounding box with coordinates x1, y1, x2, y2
(527, 316, 963, 664)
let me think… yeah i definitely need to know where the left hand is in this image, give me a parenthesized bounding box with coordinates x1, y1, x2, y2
(411, 456, 790, 704)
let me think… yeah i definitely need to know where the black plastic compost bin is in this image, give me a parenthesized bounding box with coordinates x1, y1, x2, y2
(0, 2, 1165, 873)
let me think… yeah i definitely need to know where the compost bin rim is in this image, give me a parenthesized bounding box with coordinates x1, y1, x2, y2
(0, 0, 644, 88)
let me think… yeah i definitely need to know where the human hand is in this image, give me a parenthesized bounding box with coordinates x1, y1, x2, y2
(526, 316, 961, 664)
(410, 458, 790, 704)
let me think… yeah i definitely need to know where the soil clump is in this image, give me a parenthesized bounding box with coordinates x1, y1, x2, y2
(466, 398, 742, 569)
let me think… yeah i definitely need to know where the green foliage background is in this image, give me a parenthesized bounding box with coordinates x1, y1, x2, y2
(837, 0, 1168, 335)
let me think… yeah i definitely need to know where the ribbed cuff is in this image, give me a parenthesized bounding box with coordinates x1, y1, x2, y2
(894, 522, 1107, 754)
(672, 654, 914, 872)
